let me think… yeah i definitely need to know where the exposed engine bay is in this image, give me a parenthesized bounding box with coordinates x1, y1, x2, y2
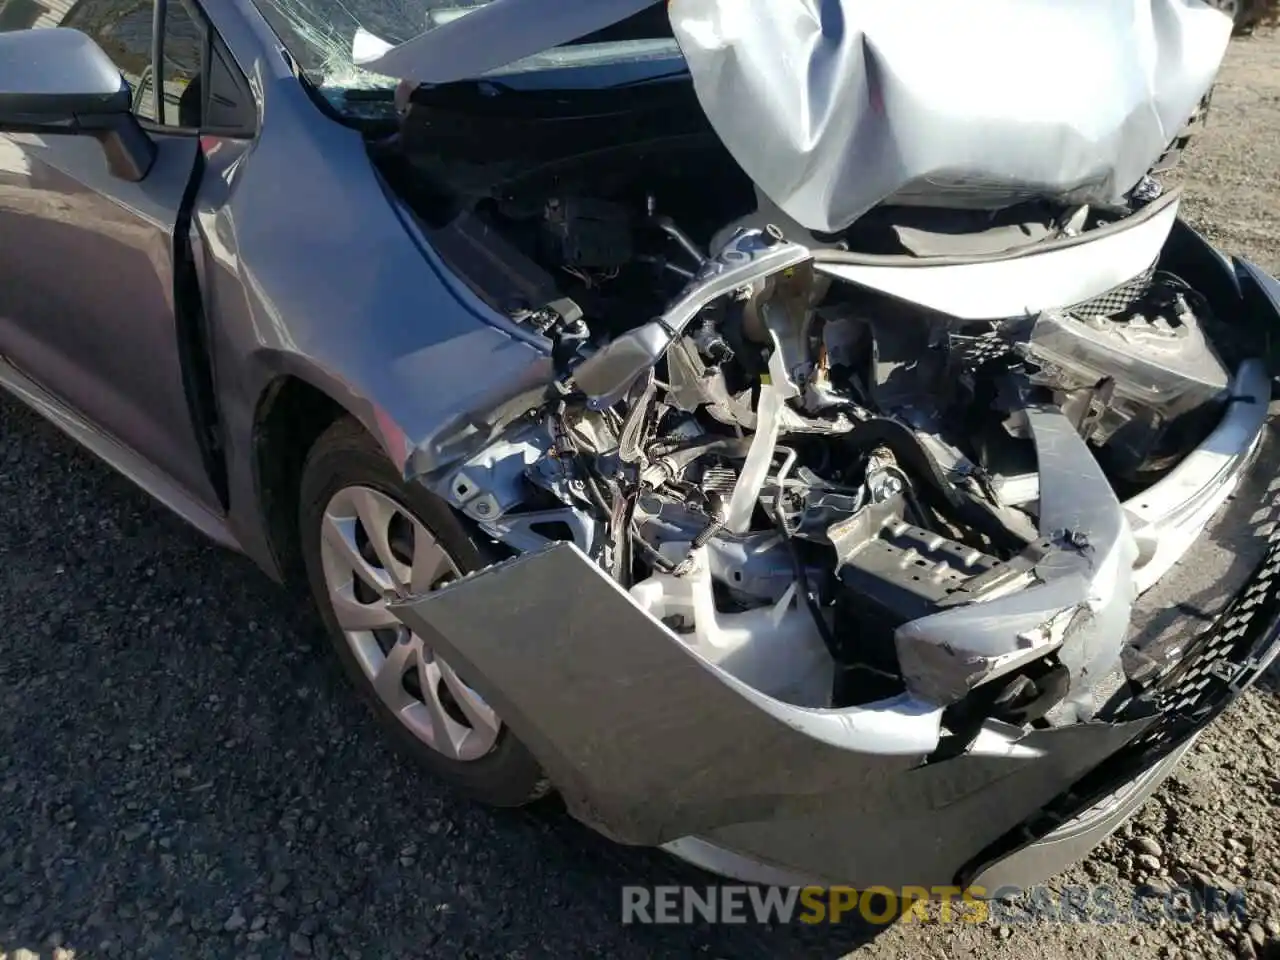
(363, 1, 1267, 739)
(390, 130, 1257, 729)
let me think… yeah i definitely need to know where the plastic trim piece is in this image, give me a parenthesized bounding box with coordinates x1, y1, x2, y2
(813, 191, 1181, 320)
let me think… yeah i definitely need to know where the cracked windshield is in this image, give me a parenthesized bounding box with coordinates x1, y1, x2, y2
(251, 0, 679, 111)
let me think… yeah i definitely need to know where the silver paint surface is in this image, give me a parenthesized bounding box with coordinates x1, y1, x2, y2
(668, 0, 1232, 231)
(355, 0, 1231, 233)
(0, 0, 1272, 892)
(389, 542, 1152, 886)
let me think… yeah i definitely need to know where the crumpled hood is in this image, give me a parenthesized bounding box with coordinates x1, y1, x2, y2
(353, 0, 659, 86)
(357, 0, 1232, 234)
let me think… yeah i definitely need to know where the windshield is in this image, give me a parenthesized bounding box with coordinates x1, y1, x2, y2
(252, 0, 682, 111)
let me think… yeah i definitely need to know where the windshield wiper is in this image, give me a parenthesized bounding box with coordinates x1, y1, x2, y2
(341, 87, 397, 101)
(392, 65, 688, 101)
(606, 68, 690, 89)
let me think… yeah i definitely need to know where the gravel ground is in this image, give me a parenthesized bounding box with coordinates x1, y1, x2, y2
(2, 29, 1280, 960)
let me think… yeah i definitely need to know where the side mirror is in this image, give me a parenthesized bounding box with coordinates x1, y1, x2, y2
(0, 28, 156, 181)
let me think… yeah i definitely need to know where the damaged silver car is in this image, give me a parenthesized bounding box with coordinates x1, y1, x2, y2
(2, 0, 1280, 890)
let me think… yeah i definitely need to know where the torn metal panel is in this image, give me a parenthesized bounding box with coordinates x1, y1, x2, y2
(670, 0, 1230, 232)
(399, 349, 555, 482)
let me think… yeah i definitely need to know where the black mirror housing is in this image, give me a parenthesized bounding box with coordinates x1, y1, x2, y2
(0, 28, 156, 181)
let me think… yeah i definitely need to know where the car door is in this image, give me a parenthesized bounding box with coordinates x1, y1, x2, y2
(0, 0, 245, 512)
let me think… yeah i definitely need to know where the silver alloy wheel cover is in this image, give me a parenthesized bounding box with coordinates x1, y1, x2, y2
(318, 485, 501, 761)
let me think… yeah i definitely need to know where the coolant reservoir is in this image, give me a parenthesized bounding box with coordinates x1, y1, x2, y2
(629, 545, 835, 708)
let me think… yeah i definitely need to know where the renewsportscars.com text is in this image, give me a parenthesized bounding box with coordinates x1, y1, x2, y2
(621, 884, 1248, 926)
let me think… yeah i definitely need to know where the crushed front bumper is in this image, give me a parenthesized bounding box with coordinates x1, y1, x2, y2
(966, 438, 1280, 888)
(389, 250, 1280, 890)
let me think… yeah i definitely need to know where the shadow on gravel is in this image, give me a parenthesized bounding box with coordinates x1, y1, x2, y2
(0, 397, 880, 959)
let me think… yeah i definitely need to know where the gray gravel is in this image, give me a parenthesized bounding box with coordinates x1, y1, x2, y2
(2, 28, 1280, 960)
(0, 379, 845, 960)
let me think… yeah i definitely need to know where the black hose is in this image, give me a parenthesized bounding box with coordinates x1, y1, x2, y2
(582, 470, 613, 519)
(649, 215, 708, 266)
(630, 519, 680, 574)
(690, 492, 727, 550)
(657, 436, 754, 475)
(884, 464, 935, 533)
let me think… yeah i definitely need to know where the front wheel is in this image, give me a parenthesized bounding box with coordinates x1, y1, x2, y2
(298, 417, 548, 807)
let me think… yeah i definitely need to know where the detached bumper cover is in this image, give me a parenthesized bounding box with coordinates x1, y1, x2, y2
(392, 420, 1280, 887)
(389, 543, 1153, 888)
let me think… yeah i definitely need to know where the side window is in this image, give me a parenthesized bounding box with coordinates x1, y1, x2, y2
(0, 0, 49, 31)
(58, 0, 158, 120)
(160, 0, 205, 127)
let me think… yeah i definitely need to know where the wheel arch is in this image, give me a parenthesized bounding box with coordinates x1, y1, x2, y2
(251, 373, 349, 585)
(239, 313, 551, 584)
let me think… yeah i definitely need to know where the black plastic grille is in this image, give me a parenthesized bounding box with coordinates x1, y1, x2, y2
(950, 331, 1013, 367)
(1130, 516, 1280, 746)
(959, 505, 1280, 885)
(1068, 260, 1159, 320)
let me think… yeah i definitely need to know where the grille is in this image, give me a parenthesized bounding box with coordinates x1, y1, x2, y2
(1068, 260, 1159, 320)
(1127, 518, 1280, 747)
(950, 331, 1013, 367)
(958, 499, 1280, 885)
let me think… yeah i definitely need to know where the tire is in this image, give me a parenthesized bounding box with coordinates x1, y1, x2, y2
(298, 416, 548, 807)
